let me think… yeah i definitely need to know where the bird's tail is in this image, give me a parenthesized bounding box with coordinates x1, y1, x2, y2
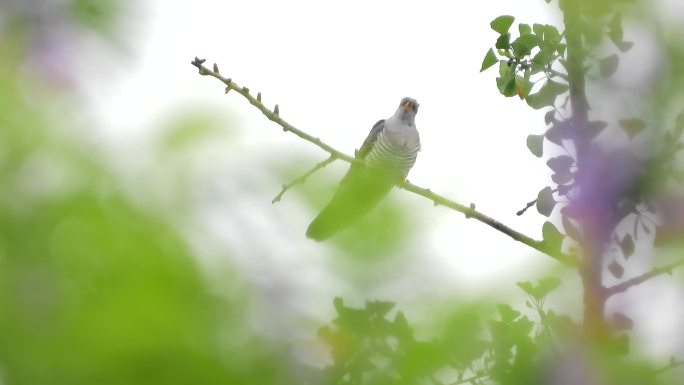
(306, 169, 394, 241)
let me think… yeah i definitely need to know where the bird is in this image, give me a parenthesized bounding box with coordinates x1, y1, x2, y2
(306, 97, 420, 241)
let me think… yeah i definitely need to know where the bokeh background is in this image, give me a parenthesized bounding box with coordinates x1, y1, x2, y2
(1, 0, 683, 384)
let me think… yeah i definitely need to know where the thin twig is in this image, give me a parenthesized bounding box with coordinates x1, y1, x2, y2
(517, 186, 563, 216)
(547, 67, 570, 81)
(272, 155, 336, 203)
(517, 197, 538, 216)
(449, 372, 489, 385)
(508, 59, 569, 81)
(191, 57, 575, 265)
(653, 357, 684, 376)
(605, 257, 684, 297)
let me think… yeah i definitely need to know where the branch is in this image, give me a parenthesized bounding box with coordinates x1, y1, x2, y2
(191, 57, 575, 265)
(272, 155, 336, 203)
(605, 257, 684, 297)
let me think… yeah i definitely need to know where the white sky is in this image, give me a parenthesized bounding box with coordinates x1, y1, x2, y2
(81, 0, 684, 363)
(92, 0, 562, 279)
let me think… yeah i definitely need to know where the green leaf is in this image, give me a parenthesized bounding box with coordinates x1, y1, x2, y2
(616, 41, 634, 52)
(588, 120, 608, 138)
(526, 81, 569, 109)
(516, 278, 560, 301)
(537, 277, 561, 297)
(608, 260, 624, 278)
(619, 118, 646, 138)
(546, 155, 574, 174)
(544, 109, 556, 125)
(365, 299, 395, 317)
(495, 33, 511, 50)
(557, 43, 567, 56)
(533, 23, 545, 39)
(599, 54, 619, 77)
(518, 23, 531, 35)
(480, 48, 498, 72)
(531, 48, 554, 73)
(607, 12, 624, 45)
(515, 75, 533, 98)
(542, 221, 564, 252)
(516, 281, 535, 298)
(619, 234, 635, 258)
(543, 25, 561, 45)
(526, 134, 544, 158)
(511, 34, 539, 57)
(497, 304, 521, 323)
(496, 67, 517, 97)
(490, 15, 515, 34)
(536, 187, 556, 217)
(609, 335, 630, 356)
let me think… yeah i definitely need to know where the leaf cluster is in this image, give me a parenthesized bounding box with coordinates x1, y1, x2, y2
(481, 16, 568, 108)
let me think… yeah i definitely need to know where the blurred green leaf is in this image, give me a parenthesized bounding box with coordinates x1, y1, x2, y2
(481, 48, 499, 72)
(518, 23, 532, 36)
(496, 33, 511, 50)
(511, 34, 539, 57)
(526, 134, 544, 158)
(536, 186, 556, 217)
(619, 118, 646, 139)
(490, 15, 515, 34)
(526, 80, 569, 109)
(542, 221, 564, 253)
(600, 54, 620, 77)
(497, 304, 521, 323)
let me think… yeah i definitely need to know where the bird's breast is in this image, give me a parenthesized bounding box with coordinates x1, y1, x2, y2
(364, 131, 420, 180)
(384, 127, 420, 149)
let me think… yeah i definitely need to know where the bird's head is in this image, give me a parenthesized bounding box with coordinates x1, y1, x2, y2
(396, 97, 419, 122)
(399, 97, 419, 112)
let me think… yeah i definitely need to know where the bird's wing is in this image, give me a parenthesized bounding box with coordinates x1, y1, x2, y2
(306, 120, 391, 240)
(356, 119, 385, 160)
(339, 119, 384, 184)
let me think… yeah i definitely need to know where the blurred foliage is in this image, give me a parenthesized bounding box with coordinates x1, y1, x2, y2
(0, 2, 295, 385)
(317, 282, 676, 385)
(476, 0, 684, 383)
(2, 0, 683, 385)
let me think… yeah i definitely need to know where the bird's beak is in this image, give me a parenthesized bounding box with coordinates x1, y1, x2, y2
(402, 101, 413, 110)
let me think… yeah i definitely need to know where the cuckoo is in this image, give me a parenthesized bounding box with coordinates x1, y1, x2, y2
(306, 97, 421, 241)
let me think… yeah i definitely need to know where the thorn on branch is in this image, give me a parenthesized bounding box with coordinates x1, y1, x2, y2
(257, 92, 261, 102)
(192, 57, 206, 66)
(274, 104, 279, 116)
(213, 63, 219, 73)
(242, 86, 249, 94)
(225, 87, 231, 94)
(466, 203, 476, 218)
